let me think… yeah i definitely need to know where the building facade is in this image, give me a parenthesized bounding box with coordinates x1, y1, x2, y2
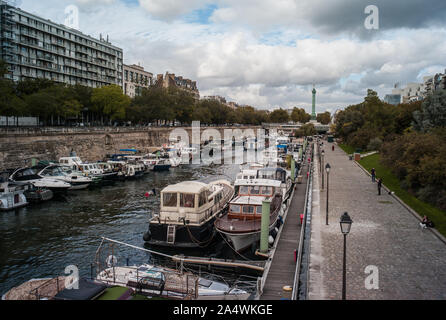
(0, 1, 123, 88)
(156, 72, 199, 98)
(123, 64, 152, 98)
(384, 94, 402, 105)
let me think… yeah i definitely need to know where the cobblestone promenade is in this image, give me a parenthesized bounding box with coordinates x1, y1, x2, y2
(308, 142, 446, 300)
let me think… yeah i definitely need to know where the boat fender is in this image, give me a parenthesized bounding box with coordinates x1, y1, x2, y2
(270, 229, 278, 239)
(274, 227, 279, 234)
(268, 235, 274, 245)
(143, 230, 152, 241)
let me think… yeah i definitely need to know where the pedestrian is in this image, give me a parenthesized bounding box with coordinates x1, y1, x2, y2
(332, 145, 334, 151)
(420, 216, 435, 229)
(371, 168, 376, 183)
(377, 178, 382, 195)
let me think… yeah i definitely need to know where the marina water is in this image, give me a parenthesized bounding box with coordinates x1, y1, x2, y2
(0, 162, 247, 295)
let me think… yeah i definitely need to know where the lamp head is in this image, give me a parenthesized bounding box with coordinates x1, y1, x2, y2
(340, 212, 352, 234)
(325, 163, 331, 173)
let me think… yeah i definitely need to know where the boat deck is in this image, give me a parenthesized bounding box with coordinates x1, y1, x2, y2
(260, 154, 310, 299)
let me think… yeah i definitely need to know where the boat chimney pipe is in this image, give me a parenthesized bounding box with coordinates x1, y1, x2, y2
(260, 199, 271, 253)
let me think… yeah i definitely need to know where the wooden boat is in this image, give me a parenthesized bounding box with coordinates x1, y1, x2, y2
(215, 179, 283, 252)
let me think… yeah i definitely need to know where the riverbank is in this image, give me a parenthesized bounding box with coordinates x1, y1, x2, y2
(0, 125, 259, 170)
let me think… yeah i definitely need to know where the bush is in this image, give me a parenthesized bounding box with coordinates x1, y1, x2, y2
(367, 137, 382, 151)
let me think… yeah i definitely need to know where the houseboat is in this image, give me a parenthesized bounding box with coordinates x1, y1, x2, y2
(143, 180, 234, 248)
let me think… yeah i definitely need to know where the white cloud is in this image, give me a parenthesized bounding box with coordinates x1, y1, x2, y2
(138, 0, 210, 20)
(16, 0, 446, 112)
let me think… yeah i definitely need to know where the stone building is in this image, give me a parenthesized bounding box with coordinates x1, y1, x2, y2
(155, 72, 199, 98)
(123, 64, 153, 98)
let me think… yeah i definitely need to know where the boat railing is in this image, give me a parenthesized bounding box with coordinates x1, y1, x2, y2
(95, 266, 198, 300)
(29, 276, 65, 300)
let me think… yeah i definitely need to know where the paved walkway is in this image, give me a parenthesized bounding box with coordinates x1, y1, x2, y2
(260, 157, 309, 299)
(308, 142, 446, 300)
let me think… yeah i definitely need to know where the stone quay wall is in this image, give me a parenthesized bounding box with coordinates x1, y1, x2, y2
(0, 126, 260, 170)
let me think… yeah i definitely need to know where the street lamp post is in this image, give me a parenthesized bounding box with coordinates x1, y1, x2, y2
(321, 150, 325, 190)
(325, 163, 330, 225)
(340, 212, 353, 300)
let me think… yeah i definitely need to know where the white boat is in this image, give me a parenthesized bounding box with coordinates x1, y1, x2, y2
(36, 165, 92, 190)
(9, 167, 72, 193)
(144, 180, 234, 248)
(0, 179, 28, 211)
(96, 264, 249, 300)
(235, 166, 292, 200)
(60, 156, 119, 181)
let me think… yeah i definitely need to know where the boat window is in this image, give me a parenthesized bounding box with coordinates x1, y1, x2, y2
(230, 205, 241, 213)
(242, 206, 255, 214)
(199, 191, 207, 207)
(256, 206, 262, 214)
(250, 186, 260, 195)
(180, 193, 195, 208)
(163, 193, 177, 207)
(261, 186, 272, 195)
(240, 186, 249, 195)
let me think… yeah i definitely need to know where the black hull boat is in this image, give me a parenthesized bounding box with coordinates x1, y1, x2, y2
(143, 180, 234, 249)
(144, 216, 220, 248)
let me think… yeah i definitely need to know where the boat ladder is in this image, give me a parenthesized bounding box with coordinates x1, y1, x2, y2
(167, 225, 176, 244)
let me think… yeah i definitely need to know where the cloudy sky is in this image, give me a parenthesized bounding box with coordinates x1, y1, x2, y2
(15, 0, 446, 113)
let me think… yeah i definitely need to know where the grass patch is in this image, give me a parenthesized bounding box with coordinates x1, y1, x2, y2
(359, 153, 446, 237)
(338, 143, 367, 155)
(97, 286, 129, 300)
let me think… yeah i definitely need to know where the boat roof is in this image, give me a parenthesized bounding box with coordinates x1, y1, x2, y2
(235, 179, 281, 187)
(230, 196, 268, 205)
(162, 181, 208, 194)
(238, 169, 258, 176)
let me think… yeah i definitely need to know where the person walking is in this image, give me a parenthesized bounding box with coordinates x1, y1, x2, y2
(377, 178, 382, 195)
(332, 145, 334, 151)
(371, 168, 376, 182)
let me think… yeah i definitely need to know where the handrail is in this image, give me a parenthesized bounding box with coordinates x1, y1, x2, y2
(291, 142, 313, 300)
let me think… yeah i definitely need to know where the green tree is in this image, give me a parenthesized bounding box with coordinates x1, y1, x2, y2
(317, 111, 331, 125)
(291, 107, 311, 123)
(0, 79, 27, 126)
(91, 85, 130, 124)
(295, 123, 316, 137)
(269, 108, 290, 123)
(413, 90, 446, 132)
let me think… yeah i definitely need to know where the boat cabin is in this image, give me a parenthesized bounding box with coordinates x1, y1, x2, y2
(257, 168, 287, 184)
(229, 179, 282, 220)
(159, 181, 225, 225)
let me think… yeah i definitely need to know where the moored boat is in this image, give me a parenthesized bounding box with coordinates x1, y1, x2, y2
(0, 178, 28, 211)
(144, 179, 234, 248)
(215, 179, 283, 252)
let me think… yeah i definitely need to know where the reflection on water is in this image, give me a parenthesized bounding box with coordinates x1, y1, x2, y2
(0, 163, 247, 294)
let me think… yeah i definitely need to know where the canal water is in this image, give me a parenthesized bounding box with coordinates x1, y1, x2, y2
(0, 162, 253, 295)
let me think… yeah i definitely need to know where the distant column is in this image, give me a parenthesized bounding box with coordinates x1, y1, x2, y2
(312, 86, 317, 121)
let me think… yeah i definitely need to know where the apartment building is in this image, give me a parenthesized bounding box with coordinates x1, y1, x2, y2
(123, 64, 152, 98)
(156, 72, 199, 98)
(0, 0, 123, 88)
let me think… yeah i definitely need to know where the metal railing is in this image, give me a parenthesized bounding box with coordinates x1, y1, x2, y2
(291, 142, 313, 300)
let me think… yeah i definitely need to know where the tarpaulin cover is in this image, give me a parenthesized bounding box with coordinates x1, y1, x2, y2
(54, 278, 107, 300)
